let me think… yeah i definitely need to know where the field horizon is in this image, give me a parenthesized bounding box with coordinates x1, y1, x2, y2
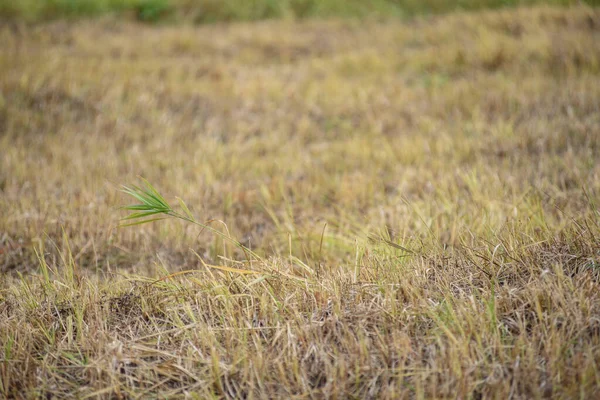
(2, 0, 600, 23)
(1, 4, 600, 398)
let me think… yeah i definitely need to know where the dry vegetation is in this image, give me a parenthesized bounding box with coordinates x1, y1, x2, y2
(1, 5, 600, 398)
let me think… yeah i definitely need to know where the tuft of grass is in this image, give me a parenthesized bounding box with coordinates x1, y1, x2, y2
(120, 178, 263, 265)
(120, 179, 173, 226)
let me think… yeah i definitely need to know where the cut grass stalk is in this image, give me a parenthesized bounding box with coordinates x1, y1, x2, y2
(120, 178, 263, 268)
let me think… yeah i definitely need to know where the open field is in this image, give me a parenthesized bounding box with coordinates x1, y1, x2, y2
(1, 5, 600, 398)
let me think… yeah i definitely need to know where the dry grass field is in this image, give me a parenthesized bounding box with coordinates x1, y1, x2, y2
(1, 5, 600, 398)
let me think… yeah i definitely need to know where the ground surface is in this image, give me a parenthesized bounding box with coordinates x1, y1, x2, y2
(1, 5, 600, 398)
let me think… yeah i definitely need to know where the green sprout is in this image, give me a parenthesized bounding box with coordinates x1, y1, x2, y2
(120, 178, 260, 263)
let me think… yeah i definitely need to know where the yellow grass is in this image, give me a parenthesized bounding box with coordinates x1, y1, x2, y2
(1, 5, 600, 398)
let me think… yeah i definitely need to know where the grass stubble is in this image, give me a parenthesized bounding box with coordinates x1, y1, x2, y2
(1, 4, 600, 398)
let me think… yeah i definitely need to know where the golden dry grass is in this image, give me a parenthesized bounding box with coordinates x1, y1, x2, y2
(1, 5, 600, 398)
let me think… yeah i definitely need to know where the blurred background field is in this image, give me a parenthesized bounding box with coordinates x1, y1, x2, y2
(1, 1, 600, 398)
(2, 0, 600, 22)
(2, 4, 598, 275)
